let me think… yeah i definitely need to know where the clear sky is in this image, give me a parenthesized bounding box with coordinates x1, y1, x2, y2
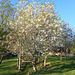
(2, 0, 75, 32)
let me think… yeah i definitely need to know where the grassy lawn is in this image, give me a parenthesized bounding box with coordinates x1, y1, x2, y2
(0, 56, 75, 75)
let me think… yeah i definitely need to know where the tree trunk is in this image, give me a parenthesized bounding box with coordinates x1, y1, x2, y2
(65, 49, 67, 60)
(0, 55, 3, 64)
(17, 57, 19, 67)
(17, 55, 21, 70)
(0, 57, 3, 64)
(60, 48, 63, 61)
(33, 59, 37, 72)
(65, 48, 68, 60)
(44, 56, 46, 67)
(18, 57, 21, 70)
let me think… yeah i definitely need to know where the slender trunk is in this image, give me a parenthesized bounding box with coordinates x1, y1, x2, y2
(0, 55, 3, 64)
(60, 48, 63, 61)
(33, 58, 37, 72)
(44, 56, 46, 67)
(0, 57, 3, 64)
(17, 55, 21, 70)
(17, 57, 19, 67)
(65, 49, 67, 60)
(65, 48, 68, 60)
(18, 57, 21, 70)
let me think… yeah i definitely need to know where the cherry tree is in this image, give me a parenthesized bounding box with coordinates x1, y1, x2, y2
(35, 2, 63, 66)
(8, 0, 41, 71)
(8, 0, 63, 71)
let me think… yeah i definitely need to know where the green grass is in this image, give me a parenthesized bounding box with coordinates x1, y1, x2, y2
(33, 56, 75, 75)
(71, 48, 75, 55)
(0, 56, 75, 75)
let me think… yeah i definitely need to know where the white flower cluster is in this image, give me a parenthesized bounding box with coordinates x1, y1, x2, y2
(9, 0, 65, 61)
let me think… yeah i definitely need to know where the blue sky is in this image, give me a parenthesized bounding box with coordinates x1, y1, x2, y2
(2, 0, 75, 32)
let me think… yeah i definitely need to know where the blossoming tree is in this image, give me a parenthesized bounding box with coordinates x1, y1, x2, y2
(9, 0, 63, 71)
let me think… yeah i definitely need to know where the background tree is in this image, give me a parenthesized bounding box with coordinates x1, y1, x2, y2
(62, 21, 73, 60)
(0, 0, 15, 63)
(57, 21, 73, 61)
(71, 32, 75, 55)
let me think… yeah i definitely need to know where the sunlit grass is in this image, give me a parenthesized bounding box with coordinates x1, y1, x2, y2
(0, 56, 75, 75)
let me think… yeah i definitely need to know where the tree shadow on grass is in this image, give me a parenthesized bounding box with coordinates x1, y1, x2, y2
(21, 62, 32, 72)
(0, 59, 17, 69)
(32, 63, 75, 75)
(32, 56, 75, 75)
(66, 56, 75, 61)
(0, 56, 75, 75)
